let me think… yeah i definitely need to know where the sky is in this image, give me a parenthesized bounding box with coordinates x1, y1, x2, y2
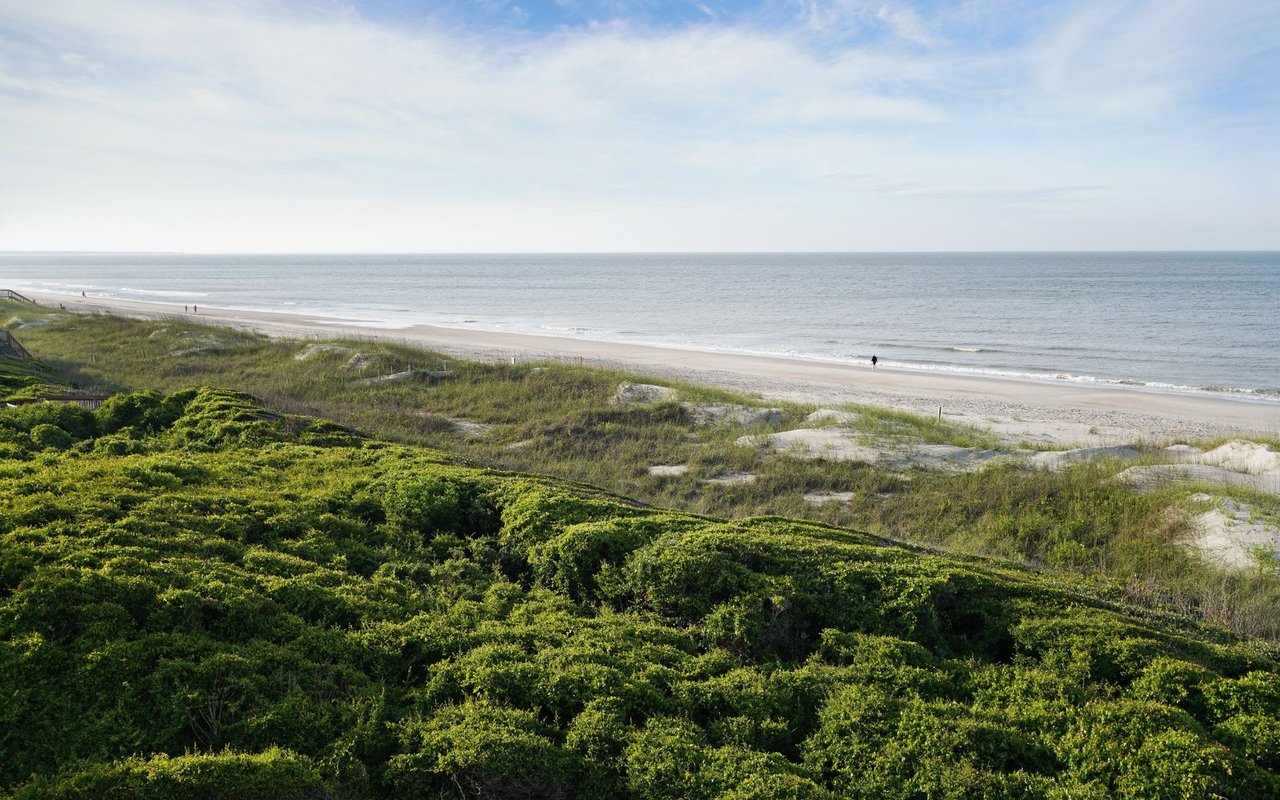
(0, 0, 1277, 252)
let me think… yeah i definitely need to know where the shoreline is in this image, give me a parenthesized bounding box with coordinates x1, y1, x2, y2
(18, 289, 1280, 445)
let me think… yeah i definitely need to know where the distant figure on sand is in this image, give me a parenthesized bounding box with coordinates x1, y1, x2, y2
(184, 305, 188, 313)
(81, 291, 85, 298)
(193, 305, 198, 313)
(871, 354, 878, 368)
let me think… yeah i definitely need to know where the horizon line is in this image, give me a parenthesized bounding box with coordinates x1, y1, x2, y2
(3, 249, 1279, 257)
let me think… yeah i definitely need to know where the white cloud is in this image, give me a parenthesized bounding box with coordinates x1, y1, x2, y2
(792, 0, 936, 45)
(0, 0, 1275, 251)
(873, 3, 935, 46)
(1022, 0, 1280, 121)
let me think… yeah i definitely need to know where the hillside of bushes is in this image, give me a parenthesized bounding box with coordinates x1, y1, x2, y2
(1, 386, 1278, 798)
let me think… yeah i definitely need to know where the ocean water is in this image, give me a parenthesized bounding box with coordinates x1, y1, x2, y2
(2, 251, 1277, 399)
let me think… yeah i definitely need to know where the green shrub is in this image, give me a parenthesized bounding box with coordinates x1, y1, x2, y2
(2, 402, 98, 440)
(1206, 671, 1280, 720)
(1013, 612, 1167, 685)
(1131, 657, 1217, 719)
(1215, 714, 1280, 771)
(528, 517, 671, 602)
(28, 424, 72, 451)
(497, 489, 643, 557)
(624, 716, 708, 800)
(385, 474, 498, 539)
(96, 390, 165, 434)
(1058, 700, 1228, 799)
(165, 389, 284, 448)
(0, 383, 1277, 799)
(8, 747, 327, 800)
(92, 433, 148, 455)
(389, 701, 581, 799)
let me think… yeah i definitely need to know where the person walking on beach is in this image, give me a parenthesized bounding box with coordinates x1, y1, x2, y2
(871, 354, 878, 368)
(184, 305, 189, 313)
(193, 304, 198, 313)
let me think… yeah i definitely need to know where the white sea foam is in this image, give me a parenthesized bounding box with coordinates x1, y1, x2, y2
(120, 287, 210, 298)
(538, 325, 591, 333)
(22, 280, 96, 290)
(307, 318, 416, 330)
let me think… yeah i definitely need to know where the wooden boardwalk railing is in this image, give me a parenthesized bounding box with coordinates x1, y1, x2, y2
(1, 289, 35, 303)
(3, 393, 114, 410)
(0, 330, 31, 359)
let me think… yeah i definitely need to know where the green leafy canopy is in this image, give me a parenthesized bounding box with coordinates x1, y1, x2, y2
(1, 388, 1277, 799)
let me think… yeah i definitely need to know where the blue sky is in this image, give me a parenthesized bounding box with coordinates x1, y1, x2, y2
(0, 0, 1276, 251)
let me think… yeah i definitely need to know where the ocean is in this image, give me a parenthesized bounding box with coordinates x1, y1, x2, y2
(2, 251, 1277, 399)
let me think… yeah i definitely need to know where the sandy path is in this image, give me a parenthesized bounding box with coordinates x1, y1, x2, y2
(20, 290, 1280, 445)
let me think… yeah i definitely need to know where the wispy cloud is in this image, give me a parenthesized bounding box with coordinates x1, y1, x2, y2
(0, 0, 1275, 251)
(829, 174, 1109, 205)
(791, 0, 937, 46)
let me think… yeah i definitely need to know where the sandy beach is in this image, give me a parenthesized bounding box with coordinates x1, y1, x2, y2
(21, 289, 1280, 445)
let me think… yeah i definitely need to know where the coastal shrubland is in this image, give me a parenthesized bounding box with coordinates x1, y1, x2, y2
(0, 346, 63, 401)
(1, 386, 1278, 798)
(6, 301, 1280, 640)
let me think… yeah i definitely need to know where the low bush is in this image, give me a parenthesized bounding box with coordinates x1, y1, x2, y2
(1, 387, 1277, 799)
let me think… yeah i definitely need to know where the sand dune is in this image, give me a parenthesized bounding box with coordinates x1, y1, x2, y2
(22, 289, 1280, 445)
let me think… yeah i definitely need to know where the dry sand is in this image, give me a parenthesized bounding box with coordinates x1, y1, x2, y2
(1187, 494, 1280, 570)
(23, 290, 1280, 445)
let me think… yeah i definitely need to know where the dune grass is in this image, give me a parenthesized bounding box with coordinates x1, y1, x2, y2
(7, 300, 1280, 638)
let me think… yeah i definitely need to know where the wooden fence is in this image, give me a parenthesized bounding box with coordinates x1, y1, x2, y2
(0, 330, 31, 359)
(3, 393, 115, 411)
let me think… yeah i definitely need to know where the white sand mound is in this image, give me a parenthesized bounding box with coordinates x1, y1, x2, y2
(701, 471, 757, 485)
(1117, 440, 1280, 498)
(738, 428, 1005, 471)
(358, 369, 446, 384)
(1117, 464, 1280, 497)
(1188, 495, 1280, 570)
(682, 402, 781, 427)
(613, 383, 677, 405)
(1197, 440, 1280, 476)
(295, 343, 353, 361)
(444, 417, 494, 438)
(738, 429, 881, 463)
(804, 409, 862, 425)
(342, 353, 375, 372)
(803, 491, 854, 505)
(648, 464, 688, 477)
(976, 416, 1146, 447)
(914, 444, 1006, 468)
(1028, 445, 1140, 471)
(168, 334, 229, 357)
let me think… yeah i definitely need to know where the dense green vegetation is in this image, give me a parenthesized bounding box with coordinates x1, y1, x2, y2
(0, 345, 63, 400)
(2, 386, 1278, 798)
(8, 302, 1280, 640)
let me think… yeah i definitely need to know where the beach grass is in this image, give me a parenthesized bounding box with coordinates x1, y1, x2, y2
(7, 300, 1280, 638)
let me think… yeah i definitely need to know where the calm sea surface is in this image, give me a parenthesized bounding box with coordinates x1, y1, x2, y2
(2, 252, 1277, 399)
